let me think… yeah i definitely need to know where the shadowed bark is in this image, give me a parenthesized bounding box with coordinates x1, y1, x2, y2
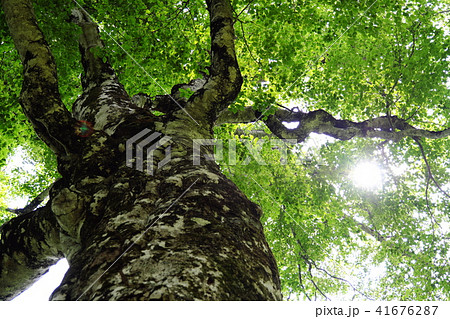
(1, 0, 281, 300)
(0, 205, 62, 300)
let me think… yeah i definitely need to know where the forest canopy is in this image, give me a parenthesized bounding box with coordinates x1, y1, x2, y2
(1, 0, 449, 300)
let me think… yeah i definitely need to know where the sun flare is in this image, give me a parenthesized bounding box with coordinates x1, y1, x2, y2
(350, 161, 384, 190)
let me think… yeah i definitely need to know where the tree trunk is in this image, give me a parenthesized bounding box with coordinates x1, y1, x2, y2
(0, 0, 282, 300)
(49, 127, 281, 300)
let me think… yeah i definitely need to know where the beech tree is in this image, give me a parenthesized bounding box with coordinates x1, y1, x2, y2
(0, 0, 449, 300)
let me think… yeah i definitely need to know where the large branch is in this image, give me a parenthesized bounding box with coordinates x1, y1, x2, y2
(70, 8, 117, 90)
(0, 204, 63, 300)
(69, 7, 139, 136)
(206, 0, 242, 108)
(184, 0, 243, 121)
(217, 107, 450, 142)
(1, 0, 77, 155)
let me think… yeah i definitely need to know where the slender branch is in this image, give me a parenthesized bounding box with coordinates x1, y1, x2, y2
(6, 180, 56, 215)
(307, 256, 373, 300)
(345, 213, 387, 242)
(290, 226, 371, 300)
(234, 0, 256, 21)
(424, 176, 440, 228)
(238, 20, 262, 68)
(294, 225, 371, 300)
(435, 9, 450, 15)
(305, 261, 330, 300)
(297, 263, 312, 301)
(414, 138, 450, 199)
(149, 0, 189, 33)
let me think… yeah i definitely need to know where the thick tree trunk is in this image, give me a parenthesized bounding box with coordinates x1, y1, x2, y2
(1, 0, 282, 300)
(50, 131, 281, 300)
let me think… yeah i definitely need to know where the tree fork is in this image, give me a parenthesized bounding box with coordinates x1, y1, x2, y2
(1, 0, 282, 300)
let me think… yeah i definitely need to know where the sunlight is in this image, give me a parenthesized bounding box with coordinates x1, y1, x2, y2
(350, 161, 384, 190)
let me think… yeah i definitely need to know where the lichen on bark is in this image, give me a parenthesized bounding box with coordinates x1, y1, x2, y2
(0, 0, 282, 301)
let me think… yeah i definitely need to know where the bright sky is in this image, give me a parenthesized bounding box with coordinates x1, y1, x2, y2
(12, 259, 69, 301)
(350, 161, 384, 190)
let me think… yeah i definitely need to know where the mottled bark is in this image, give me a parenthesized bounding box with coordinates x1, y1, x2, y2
(1, 0, 78, 155)
(217, 106, 450, 142)
(0, 205, 63, 300)
(1, 0, 281, 300)
(50, 147, 281, 300)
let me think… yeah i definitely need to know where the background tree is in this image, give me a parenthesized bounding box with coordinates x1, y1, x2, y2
(1, 0, 449, 300)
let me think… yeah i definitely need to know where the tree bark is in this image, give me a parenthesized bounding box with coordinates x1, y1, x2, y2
(217, 106, 450, 143)
(0, 205, 63, 300)
(1, 0, 281, 300)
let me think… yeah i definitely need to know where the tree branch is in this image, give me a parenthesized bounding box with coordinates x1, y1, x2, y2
(414, 137, 450, 199)
(292, 226, 370, 300)
(5, 179, 59, 216)
(1, 0, 77, 155)
(217, 106, 450, 143)
(343, 213, 387, 242)
(206, 0, 242, 108)
(185, 0, 243, 121)
(0, 204, 63, 300)
(70, 7, 116, 90)
(297, 263, 312, 301)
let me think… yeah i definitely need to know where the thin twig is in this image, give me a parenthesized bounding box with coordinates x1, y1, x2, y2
(298, 263, 312, 301)
(234, 0, 257, 22)
(308, 258, 374, 300)
(424, 174, 440, 228)
(306, 262, 330, 300)
(239, 20, 263, 68)
(414, 137, 450, 199)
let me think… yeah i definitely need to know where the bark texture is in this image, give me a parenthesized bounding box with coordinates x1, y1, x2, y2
(2, 0, 448, 301)
(217, 106, 450, 143)
(1, 0, 281, 300)
(0, 205, 62, 300)
(1, 0, 77, 155)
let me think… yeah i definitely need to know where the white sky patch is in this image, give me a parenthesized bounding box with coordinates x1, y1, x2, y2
(350, 161, 384, 190)
(12, 259, 69, 301)
(5, 196, 28, 209)
(286, 99, 310, 112)
(3, 146, 36, 179)
(282, 121, 299, 129)
(2, 147, 34, 208)
(303, 133, 335, 151)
